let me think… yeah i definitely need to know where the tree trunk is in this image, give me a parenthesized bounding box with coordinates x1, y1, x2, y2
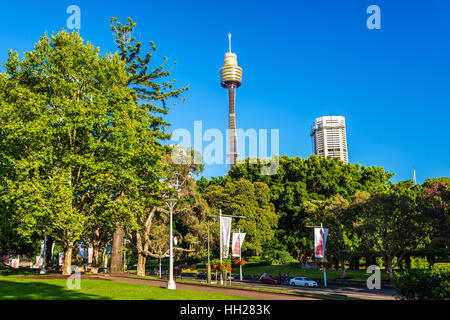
(62, 246, 73, 275)
(110, 224, 124, 273)
(101, 247, 107, 268)
(339, 258, 346, 278)
(137, 252, 147, 277)
(365, 256, 370, 268)
(385, 255, 393, 281)
(92, 227, 100, 267)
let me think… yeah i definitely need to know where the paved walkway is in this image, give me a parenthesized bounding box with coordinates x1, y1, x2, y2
(227, 280, 396, 300)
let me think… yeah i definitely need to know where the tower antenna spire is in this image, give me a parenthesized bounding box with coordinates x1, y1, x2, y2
(228, 33, 232, 53)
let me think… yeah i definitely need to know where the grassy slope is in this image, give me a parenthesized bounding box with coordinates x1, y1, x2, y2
(0, 272, 251, 300)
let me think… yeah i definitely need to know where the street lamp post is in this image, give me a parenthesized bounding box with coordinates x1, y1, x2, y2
(159, 257, 162, 278)
(238, 228, 243, 281)
(207, 221, 211, 284)
(219, 209, 223, 285)
(206, 216, 217, 284)
(165, 198, 177, 290)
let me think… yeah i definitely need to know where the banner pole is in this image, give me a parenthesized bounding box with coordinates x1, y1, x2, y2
(239, 228, 243, 281)
(219, 209, 223, 285)
(321, 223, 327, 287)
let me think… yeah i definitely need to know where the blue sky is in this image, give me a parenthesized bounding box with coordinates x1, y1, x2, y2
(0, 0, 449, 183)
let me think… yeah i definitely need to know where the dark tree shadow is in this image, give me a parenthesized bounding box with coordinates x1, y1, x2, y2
(0, 279, 112, 300)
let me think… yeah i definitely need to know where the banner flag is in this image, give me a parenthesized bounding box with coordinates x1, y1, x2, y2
(50, 242, 55, 259)
(40, 240, 45, 258)
(220, 216, 232, 258)
(36, 256, 43, 268)
(232, 232, 246, 257)
(11, 258, 20, 268)
(79, 244, 86, 259)
(88, 247, 94, 264)
(58, 252, 64, 266)
(314, 227, 329, 259)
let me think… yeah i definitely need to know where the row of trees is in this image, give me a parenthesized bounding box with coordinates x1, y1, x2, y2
(199, 157, 450, 280)
(0, 18, 285, 276)
(0, 18, 448, 281)
(0, 18, 204, 275)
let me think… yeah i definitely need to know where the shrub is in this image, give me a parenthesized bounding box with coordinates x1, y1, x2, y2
(264, 250, 296, 264)
(393, 267, 450, 300)
(245, 256, 272, 267)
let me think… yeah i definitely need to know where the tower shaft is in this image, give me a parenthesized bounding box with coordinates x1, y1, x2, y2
(227, 85, 238, 168)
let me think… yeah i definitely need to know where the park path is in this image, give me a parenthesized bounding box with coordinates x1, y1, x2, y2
(229, 280, 396, 300)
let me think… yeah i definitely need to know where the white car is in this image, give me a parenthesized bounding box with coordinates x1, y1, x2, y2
(289, 277, 318, 287)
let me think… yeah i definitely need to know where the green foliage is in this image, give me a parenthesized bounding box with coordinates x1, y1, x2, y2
(107, 18, 197, 275)
(0, 17, 188, 275)
(393, 267, 450, 300)
(353, 182, 433, 279)
(0, 30, 135, 255)
(203, 179, 278, 254)
(421, 178, 450, 249)
(264, 250, 297, 264)
(200, 155, 394, 260)
(305, 194, 360, 277)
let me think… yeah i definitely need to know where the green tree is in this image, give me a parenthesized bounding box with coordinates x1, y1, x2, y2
(353, 182, 432, 281)
(203, 179, 278, 255)
(0, 30, 135, 274)
(305, 194, 361, 278)
(421, 178, 450, 249)
(126, 147, 208, 276)
(107, 17, 187, 273)
(200, 155, 393, 260)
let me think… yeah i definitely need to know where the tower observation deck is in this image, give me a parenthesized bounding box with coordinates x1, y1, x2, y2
(220, 33, 243, 169)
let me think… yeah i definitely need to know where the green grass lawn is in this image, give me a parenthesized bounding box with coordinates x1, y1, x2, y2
(0, 271, 251, 300)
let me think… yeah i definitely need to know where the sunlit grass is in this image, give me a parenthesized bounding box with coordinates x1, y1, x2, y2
(0, 275, 252, 300)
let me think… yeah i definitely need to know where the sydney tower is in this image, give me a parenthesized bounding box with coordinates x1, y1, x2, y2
(220, 33, 243, 169)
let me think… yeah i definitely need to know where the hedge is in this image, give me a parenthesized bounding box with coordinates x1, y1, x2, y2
(393, 267, 450, 300)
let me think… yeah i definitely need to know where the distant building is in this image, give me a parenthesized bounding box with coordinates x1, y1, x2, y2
(310, 116, 348, 164)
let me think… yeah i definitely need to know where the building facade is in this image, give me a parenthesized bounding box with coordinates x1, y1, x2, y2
(310, 116, 348, 164)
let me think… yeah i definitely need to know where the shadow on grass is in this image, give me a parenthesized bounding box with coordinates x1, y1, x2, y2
(0, 279, 111, 300)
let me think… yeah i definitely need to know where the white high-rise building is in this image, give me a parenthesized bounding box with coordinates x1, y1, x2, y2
(310, 116, 348, 164)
